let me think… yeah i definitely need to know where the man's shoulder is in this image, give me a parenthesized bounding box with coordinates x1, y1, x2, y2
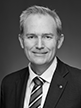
(59, 58, 81, 82)
(58, 58, 81, 72)
(64, 61, 81, 75)
(1, 67, 29, 87)
(57, 58, 81, 78)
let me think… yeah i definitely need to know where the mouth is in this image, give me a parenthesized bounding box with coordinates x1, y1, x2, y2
(32, 51, 48, 56)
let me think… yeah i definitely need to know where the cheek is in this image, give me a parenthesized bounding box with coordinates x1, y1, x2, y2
(45, 40, 57, 50)
(23, 40, 34, 49)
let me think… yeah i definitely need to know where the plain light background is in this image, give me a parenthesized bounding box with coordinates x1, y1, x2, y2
(0, 0, 81, 83)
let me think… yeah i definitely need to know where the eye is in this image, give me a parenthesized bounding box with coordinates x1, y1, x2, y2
(43, 35, 53, 39)
(27, 35, 34, 39)
(26, 34, 37, 39)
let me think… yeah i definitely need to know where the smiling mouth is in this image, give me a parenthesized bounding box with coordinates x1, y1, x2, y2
(32, 51, 48, 55)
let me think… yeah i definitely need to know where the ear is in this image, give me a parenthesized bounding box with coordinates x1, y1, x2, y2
(57, 34, 64, 49)
(18, 34, 24, 49)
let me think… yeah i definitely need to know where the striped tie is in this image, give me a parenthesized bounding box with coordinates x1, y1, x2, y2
(29, 77, 44, 108)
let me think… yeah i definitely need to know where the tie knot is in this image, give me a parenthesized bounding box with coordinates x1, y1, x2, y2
(33, 77, 44, 86)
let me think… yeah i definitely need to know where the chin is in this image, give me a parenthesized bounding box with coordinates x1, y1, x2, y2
(31, 59, 47, 65)
(28, 55, 54, 65)
(33, 61, 46, 65)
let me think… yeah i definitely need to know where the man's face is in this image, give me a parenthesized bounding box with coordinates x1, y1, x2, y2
(19, 14, 64, 65)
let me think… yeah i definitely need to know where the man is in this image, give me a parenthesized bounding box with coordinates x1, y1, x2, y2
(1, 5, 81, 108)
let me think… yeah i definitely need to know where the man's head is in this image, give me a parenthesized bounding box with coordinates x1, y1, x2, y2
(20, 5, 62, 36)
(19, 5, 64, 66)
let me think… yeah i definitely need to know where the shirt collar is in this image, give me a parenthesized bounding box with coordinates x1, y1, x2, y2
(28, 57, 57, 84)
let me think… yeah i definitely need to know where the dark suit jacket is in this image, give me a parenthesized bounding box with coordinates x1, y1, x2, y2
(1, 58, 81, 108)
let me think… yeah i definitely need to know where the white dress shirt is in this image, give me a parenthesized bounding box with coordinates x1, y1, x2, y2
(24, 57, 57, 108)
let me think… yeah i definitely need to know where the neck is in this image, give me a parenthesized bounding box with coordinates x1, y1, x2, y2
(31, 58, 54, 75)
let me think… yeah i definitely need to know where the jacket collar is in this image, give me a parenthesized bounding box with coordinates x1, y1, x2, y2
(15, 67, 29, 108)
(43, 58, 69, 108)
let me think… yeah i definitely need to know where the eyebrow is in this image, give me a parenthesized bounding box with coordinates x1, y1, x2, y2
(42, 33, 54, 36)
(26, 33, 54, 36)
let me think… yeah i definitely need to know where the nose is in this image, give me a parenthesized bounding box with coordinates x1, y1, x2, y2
(36, 36, 44, 50)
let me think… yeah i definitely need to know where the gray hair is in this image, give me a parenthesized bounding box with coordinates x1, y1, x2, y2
(20, 5, 62, 36)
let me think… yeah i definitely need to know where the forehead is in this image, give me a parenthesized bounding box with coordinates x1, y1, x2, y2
(23, 14, 57, 34)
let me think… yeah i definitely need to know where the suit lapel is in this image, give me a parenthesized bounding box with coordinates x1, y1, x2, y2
(15, 67, 29, 108)
(43, 58, 69, 108)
